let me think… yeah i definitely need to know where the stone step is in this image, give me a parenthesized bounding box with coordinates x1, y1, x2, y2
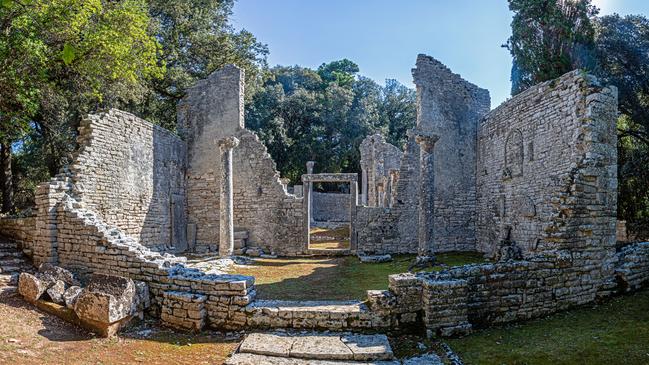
(0, 273, 19, 286)
(0, 242, 18, 249)
(225, 353, 400, 365)
(237, 332, 395, 362)
(0, 264, 29, 274)
(0, 250, 23, 258)
(307, 248, 351, 256)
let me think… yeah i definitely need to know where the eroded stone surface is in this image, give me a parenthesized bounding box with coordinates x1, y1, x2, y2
(46, 280, 66, 304)
(239, 333, 294, 357)
(18, 273, 46, 303)
(63, 286, 83, 308)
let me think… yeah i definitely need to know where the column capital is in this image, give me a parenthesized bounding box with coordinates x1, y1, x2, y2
(216, 136, 240, 150)
(306, 161, 315, 174)
(415, 133, 440, 153)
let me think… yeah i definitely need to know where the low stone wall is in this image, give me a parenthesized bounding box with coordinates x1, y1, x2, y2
(0, 216, 36, 253)
(312, 192, 351, 223)
(51, 194, 256, 332)
(614, 242, 649, 291)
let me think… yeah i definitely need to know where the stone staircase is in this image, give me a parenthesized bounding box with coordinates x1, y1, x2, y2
(0, 238, 33, 287)
(226, 332, 399, 364)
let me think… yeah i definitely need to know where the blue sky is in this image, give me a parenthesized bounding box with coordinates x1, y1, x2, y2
(232, 0, 649, 108)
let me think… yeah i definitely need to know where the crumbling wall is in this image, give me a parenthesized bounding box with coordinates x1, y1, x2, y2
(359, 134, 403, 207)
(232, 130, 305, 256)
(356, 137, 419, 254)
(179, 65, 245, 250)
(312, 192, 350, 223)
(179, 65, 305, 255)
(0, 216, 36, 254)
(67, 109, 186, 249)
(412, 54, 490, 252)
(476, 70, 618, 257)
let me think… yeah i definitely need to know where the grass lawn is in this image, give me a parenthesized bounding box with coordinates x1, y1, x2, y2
(229, 252, 487, 301)
(447, 289, 649, 365)
(309, 225, 351, 250)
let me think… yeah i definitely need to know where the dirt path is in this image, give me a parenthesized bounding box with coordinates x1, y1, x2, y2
(0, 286, 238, 365)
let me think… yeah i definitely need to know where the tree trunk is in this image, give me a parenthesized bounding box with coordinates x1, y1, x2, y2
(0, 141, 13, 213)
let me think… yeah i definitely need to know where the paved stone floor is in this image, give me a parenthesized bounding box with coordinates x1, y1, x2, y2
(226, 331, 443, 365)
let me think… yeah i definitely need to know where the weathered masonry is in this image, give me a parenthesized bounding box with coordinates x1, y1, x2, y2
(2, 55, 649, 338)
(357, 55, 618, 260)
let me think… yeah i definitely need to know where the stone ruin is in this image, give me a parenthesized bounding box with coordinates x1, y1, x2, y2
(1, 54, 649, 339)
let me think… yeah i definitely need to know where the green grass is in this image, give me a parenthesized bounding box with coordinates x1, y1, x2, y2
(447, 289, 649, 365)
(231, 252, 488, 301)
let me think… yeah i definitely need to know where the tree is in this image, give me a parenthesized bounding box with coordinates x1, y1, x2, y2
(0, 0, 164, 211)
(246, 62, 416, 185)
(593, 15, 649, 228)
(141, 0, 269, 129)
(505, 0, 599, 94)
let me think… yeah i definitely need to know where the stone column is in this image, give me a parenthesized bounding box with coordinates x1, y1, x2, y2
(388, 169, 399, 208)
(217, 136, 239, 257)
(306, 161, 315, 223)
(415, 134, 440, 263)
(361, 167, 368, 205)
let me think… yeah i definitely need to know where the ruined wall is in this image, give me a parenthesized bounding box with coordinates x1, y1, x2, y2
(179, 65, 305, 255)
(312, 192, 350, 222)
(68, 109, 185, 249)
(356, 137, 419, 254)
(179, 65, 245, 250)
(476, 70, 618, 257)
(412, 54, 490, 252)
(0, 216, 36, 254)
(232, 130, 305, 256)
(359, 134, 403, 207)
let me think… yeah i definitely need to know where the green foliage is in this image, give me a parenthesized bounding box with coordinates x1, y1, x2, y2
(593, 15, 649, 227)
(505, 0, 599, 94)
(0, 0, 164, 210)
(246, 62, 416, 184)
(140, 0, 269, 129)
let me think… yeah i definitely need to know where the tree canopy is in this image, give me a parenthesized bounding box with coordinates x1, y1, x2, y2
(505, 0, 599, 94)
(246, 62, 416, 184)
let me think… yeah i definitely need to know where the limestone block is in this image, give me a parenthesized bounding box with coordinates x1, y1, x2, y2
(18, 273, 47, 303)
(46, 280, 66, 304)
(74, 274, 139, 324)
(64, 286, 83, 308)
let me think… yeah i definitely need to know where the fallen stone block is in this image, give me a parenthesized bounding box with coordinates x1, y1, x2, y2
(18, 273, 47, 303)
(358, 254, 392, 263)
(46, 280, 66, 304)
(38, 263, 76, 286)
(64, 286, 83, 308)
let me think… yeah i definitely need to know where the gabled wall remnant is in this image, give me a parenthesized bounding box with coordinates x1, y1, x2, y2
(412, 55, 491, 252)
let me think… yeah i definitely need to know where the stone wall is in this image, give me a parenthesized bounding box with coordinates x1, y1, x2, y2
(67, 109, 186, 249)
(0, 216, 36, 253)
(53, 194, 256, 331)
(179, 65, 305, 255)
(232, 130, 305, 256)
(312, 192, 351, 222)
(359, 134, 403, 207)
(356, 137, 419, 254)
(476, 71, 619, 257)
(179, 65, 245, 250)
(413, 54, 490, 252)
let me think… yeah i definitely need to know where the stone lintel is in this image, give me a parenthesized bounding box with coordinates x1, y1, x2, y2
(302, 173, 358, 183)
